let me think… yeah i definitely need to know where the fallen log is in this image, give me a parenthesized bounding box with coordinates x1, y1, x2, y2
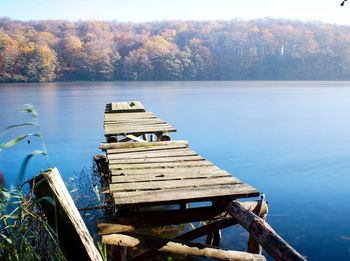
(102, 233, 266, 261)
(33, 168, 102, 261)
(225, 201, 306, 261)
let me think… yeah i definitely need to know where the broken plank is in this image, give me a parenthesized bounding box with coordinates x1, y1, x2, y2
(33, 168, 103, 261)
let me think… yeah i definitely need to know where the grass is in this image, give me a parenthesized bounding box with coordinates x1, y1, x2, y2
(0, 104, 107, 260)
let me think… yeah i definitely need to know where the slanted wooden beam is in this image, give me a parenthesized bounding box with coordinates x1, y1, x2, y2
(125, 134, 147, 142)
(102, 233, 266, 261)
(225, 201, 306, 261)
(33, 168, 103, 261)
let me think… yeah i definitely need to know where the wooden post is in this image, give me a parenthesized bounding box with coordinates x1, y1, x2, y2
(225, 201, 306, 261)
(103, 233, 266, 261)
(33, 168, 103, 261)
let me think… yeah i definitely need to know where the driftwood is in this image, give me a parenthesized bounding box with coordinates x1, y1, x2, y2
(102, 233, 266, 261)
(33, 168, 102, 261)
(225, 201, 306, 261)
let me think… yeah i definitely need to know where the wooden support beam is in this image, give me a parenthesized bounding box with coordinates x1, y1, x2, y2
(98, 201, 268, 235)
(102, 233, 266, 261)
(98, 205, 224, 235)
(225, 201, 306, 261)
(33, 168, 103, 261)
(131, 200, 268, 260)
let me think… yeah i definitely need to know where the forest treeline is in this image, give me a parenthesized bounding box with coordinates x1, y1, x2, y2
(1, 17, 350, 82)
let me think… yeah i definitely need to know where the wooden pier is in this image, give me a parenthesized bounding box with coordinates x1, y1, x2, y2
(95, 101, 306, 261)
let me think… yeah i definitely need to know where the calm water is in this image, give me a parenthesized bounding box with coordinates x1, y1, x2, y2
(1, 81, 350, 260)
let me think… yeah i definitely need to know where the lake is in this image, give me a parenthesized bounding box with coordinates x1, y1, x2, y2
(1, 81, 350, 260)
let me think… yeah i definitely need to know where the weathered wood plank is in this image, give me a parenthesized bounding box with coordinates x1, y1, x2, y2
(109, 101, 145, 112)
(104, 119, 165, 124)
(107, 148, 195, 159)
(102, 233, 266, 261)
(112, 184, 259, 207)
(104, 112, 156, 119)
(110, 176, 240, 192)
(108, 155, 204, 164)
(109, 160, 213, 170)
(110, 165, 222, 175)
(104, 123, 174, 129)
(104, 120, 167, 126)
(106, 144, 188, 154)
(111, 171, 232, 183)
(104, 125, 176, 135)
(33, 168, 103, 261)
(100, 141, 188, 150)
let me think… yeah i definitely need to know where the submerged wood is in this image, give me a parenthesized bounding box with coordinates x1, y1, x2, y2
(33, 168, 102, 261)
(102, 233, 266, 261)
(225, 201, 306, 261)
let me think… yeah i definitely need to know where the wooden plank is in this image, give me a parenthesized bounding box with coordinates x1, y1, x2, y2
(111, 171, 232, 183)
(102, 233, 266, 261)
(105, 128, 176, 136)
(100, 140, 188, 150)
(104, 125, 176, 132)
(112, 183, 259, 207)
(108, 155, 204, 164)
(106, 144, 188, 154)
(107, 148, 194, 158)
(33, 168, 103, 261)
(104, 122, 171, 128)
(110, 165, 222, 175)
(104, 112, 156, 119)
(104, 119, 165, 124)
(109, 176, 239, 192)
(109, 160, 213, 170)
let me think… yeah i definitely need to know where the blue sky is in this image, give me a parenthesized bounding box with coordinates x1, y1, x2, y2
(0, 0, 349, 24)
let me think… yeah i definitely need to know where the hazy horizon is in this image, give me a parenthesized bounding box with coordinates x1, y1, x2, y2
(1, 0, 349, 25)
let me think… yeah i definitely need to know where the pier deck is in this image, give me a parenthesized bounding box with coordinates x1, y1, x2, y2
(101, 140, 259, 208)
(95, 101, 306, 261)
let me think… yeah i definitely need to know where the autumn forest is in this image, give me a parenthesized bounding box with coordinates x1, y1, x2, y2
(1, 18, 350, 82)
